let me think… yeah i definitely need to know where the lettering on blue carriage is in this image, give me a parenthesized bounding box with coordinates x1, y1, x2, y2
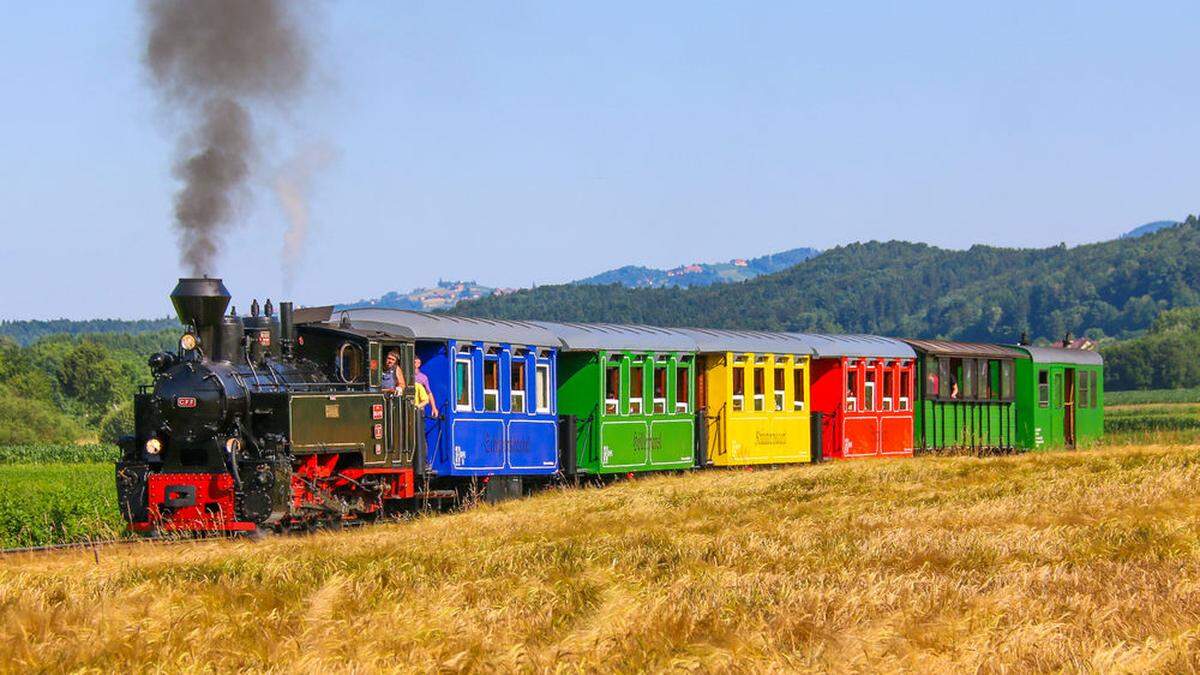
(480, 436, 533, 453)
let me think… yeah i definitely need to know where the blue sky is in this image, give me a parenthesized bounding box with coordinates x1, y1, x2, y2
(1, 2, 1198, 319)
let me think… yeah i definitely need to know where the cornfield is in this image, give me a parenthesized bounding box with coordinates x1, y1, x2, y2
(2, 442, 1199, 671)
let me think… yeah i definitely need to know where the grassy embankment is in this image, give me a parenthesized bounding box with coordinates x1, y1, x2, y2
(2, 390, 1200, 549)
(0, 444, 121, 548)
(1, 443, 1199, 671)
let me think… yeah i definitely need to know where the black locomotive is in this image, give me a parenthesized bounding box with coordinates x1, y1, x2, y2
(116, 278, 422, 533)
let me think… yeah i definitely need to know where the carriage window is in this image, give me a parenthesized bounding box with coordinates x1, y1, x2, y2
(773, 367, 786, 411)
(1002, 360, 1014, 400)
(483, 359, 500, 411)
(793, 367, 806, 411)
(337, 342, 364, 384)
(1092, 371, 1100, 408)
(938, 358, 951, 399)
(629, 361, 644, 415)
(675, 365, 690, 413)
(899, 367, 911, 410)
(924, 356, 939, 397)
(961, 359, 975, 400)
(652, 365, 667, 414)
(535, 363, 551, 413)
(1038, 370, 1049, 408)
(510, 359, 526, 413)
(846, 369, 859, 411)
(455, 359, 472, 411)
(753, 367, 766, 411)
(863, 370, 876, 412)
(605, 363, 620, 415)
(732, 366, 745, 411)
(1053, 372, 1064, 408)
(978, 360, 992, 400)
(882, 366, 894, 411)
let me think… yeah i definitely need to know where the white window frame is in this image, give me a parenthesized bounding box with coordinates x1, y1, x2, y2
(864, 371, 876, 412)
(752, 362, 766, 412)
(604, 361, 621, 415)
(652, 365, 667, 415)
(674, 364, 691, 414)
(793, 362, 806, 411)
(629, 359, 644, 416)
(773, 367, 786, 412)
(535, 363, 551, 413)
(510, 358, 526, 414)
(455, 358, 473, 412)
(482, 358, 500, 412)
(731, 361, 745, 412)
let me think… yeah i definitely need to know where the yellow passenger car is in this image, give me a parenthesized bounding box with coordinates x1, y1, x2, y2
(677, 329, 816, 466)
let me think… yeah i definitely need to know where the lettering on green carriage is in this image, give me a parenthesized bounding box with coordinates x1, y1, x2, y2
(755, 431, 788, 445)
(631, 433, 663, 451)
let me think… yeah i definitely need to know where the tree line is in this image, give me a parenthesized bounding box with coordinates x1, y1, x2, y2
(454, 218, 1200, 344)
(0, 331, 176, 444)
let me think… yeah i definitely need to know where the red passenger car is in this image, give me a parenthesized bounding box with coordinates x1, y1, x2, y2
(801, 335, 918, 459)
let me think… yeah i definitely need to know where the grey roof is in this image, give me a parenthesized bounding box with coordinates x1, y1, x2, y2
(1011, 345, 1104, 366)
(790, 334, 917, 359)
(533, 321, 698, 352)
(671, 328, 816, 355)
(333, 308, 561, 347)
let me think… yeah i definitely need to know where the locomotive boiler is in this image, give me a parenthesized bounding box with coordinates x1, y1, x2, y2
(116, 278, 422, 533)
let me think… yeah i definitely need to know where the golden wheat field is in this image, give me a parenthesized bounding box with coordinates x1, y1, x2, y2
(2, 444, 1200, 673)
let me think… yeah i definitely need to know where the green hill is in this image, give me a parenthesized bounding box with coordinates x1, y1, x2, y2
(575, 247, 820, 288)
(452, 215, 1200, 344)
(0, 318, 176, 346)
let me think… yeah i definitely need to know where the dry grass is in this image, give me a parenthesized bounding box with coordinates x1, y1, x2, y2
(3, 444, 1200, 673)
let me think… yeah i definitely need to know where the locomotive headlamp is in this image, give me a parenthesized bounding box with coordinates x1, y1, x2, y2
(145, 438, 162, 455)
(180, 333, 198, 351)
(224, 437, 242, 455)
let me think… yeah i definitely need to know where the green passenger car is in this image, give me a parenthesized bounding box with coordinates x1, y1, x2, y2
(1011, 345, 1103, 449)
(904, 340, 1021, 451)
(546, 322, 698, 475)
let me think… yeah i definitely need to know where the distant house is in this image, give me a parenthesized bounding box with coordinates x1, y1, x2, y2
(1066, 337, 1096, 351)
(731, 259, 748, 267)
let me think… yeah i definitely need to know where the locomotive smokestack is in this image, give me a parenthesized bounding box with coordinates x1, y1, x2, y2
(170, 277, 231, 354)
(279, 301, 295, 358)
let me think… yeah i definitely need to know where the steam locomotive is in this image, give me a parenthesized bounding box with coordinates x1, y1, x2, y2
(116, 278, 424, 533)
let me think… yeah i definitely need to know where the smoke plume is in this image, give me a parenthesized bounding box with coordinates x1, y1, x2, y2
(275, 143, 336, 294)
(142, 0, 312, 276)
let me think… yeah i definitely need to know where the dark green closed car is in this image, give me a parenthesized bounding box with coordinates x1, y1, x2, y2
(1011, 345, 1103, 449)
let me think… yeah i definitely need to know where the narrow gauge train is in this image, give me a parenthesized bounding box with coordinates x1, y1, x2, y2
(116, 278, 1104, 534)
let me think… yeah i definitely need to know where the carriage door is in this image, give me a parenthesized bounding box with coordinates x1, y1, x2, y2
(1063, 368, 1076, 448)
(384, 342, 417, 466)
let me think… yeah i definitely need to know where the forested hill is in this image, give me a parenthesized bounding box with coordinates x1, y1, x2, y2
(0, 318, 177, 346)
(451, 216, 1200, 343)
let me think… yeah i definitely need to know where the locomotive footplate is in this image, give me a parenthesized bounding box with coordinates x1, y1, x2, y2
(135, 472, 257, 532)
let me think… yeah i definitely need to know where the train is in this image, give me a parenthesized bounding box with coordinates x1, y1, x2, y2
(115, 278, 1103, 534)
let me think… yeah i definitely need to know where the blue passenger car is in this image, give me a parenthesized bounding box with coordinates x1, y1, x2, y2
(338, 309, 561, 486)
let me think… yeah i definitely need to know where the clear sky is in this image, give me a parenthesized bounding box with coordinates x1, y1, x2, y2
(1, 2, 1198, 320)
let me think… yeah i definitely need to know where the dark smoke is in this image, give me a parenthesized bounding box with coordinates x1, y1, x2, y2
(142, 0, 311, 275)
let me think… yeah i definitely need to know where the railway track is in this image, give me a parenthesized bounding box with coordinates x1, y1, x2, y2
(0, 533, 248, 558)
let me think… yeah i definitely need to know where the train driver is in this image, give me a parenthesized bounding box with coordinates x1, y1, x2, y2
(382, 349, 407, 394)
